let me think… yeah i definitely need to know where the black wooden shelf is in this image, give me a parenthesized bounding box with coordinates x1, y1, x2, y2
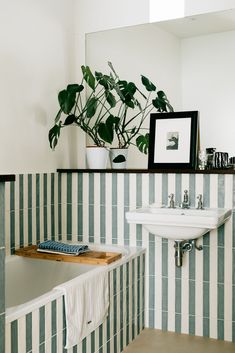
(0, 175, 15, 182)
(57, 168, 235, 174)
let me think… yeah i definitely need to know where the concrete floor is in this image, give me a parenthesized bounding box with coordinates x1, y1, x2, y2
(123, 329, 235, 353)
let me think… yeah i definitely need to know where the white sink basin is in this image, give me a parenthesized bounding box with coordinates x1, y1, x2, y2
(126, 205, 232, 241)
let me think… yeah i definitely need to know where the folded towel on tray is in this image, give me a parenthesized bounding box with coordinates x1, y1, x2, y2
(37, 240, 89, 256)
(55, 268, 109, 349)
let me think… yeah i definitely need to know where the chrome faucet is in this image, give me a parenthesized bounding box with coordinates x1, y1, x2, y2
(180, 190, 190, 209)
(168, 193, 175, 208)
(197, 194, 204, 209)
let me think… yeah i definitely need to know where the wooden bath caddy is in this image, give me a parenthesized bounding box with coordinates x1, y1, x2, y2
(15, 245, 122, 265)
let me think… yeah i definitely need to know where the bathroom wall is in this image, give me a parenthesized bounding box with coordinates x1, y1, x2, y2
(0, 0, 84, 174)
(4, 171, 235, 343)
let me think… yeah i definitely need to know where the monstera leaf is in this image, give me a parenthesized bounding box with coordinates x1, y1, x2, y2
(136, 133, 149, 154)
(98, 115, 120, 144)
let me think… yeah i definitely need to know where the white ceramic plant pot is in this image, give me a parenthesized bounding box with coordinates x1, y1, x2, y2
(86, 146, 109, 169)
(110, 148, 128, 169)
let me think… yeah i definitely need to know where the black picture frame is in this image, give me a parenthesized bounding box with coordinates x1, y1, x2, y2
(148, 111, 199, 170)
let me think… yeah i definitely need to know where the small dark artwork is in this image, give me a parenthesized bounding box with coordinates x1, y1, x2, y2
(113, 154, 126, 163)
(166, 132, 179, 150)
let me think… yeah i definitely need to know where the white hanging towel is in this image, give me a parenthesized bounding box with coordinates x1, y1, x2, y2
(55, 268, 109, 349)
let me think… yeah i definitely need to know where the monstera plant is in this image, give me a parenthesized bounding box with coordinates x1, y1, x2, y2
(48, 62, 174, 165)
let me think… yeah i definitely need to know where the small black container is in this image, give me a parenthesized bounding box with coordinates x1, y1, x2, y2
(206, 148, 216, 169)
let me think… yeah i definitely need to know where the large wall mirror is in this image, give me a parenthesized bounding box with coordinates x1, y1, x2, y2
(86, 10, 235, 169)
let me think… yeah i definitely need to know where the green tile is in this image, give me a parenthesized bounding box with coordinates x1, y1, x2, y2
(36, 174, 40, 208)
(112, 174, 117, 206)
(43, 174, 47, 206)
(175, 313, 181, 333)
(114, 294, 117, 335)
(218, 247, 224, 283)
(100, 205, 105, 243)
(124, 174, 129, 207)
(51, 335, 57, 353)
(189, 315, 195, 335)
(112, 206, 117, 243)
(189, 280, 195, 316)
(189, 248, 196, 280)
(136, 174, 142, 207)
(99, 325, 103, 349)
(203, 282, 210, 318)
(43, 205, 48, 241)
(149, 241, 155, 276)
(203, 245, 210, 282)
(0, 184, 5, 247)
(0, 249, 5, 314)
(89, 173, 94, 205)
(162, 241, 168, 277)
(189, 174, 196, 208)
(67, 173, 72, 204)
(19, 209, 24, 246)
(26, 313, 32, 352)
(162, 174, 168, 206)
(217, 283, 224, 320)
(149, 276, 155, 311)
(11, 320, 18, 353)
(203, 318, 209, 338)
(10, 181, 15, 211)
(218, 175, 225, 208)
(175, 174, 182, 206)
(39, 306, 45, 344)
(51, 300, 57, 336)
(218, 224, 225, 247)
(175, 278, 181, 314)
(162, 311, 168, 331)
(82, 337, 86, 353)
(89, 205, 95, 243)
(218, 319, 224, 340)
(0, 313, 5, 353)
(19, 174, 24, 209)
(162, 277, 168, 312)
(67, 203, 72, 239)
(78, 174, 83, 204)
(91, 331, 95, 353)
(149, 174, 155, 204)
(136, 224, 142, 247)
(203, 174, 210, 208)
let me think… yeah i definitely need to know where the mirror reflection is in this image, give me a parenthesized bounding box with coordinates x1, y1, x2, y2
(86, 10, 235, 168)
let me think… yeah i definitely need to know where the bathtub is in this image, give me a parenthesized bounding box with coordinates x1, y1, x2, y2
(5, 243, 145, 353)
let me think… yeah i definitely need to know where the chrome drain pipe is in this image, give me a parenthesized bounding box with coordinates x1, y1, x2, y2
(174, 239, 203, 267)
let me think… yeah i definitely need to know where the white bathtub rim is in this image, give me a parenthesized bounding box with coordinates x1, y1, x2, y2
(6, 244, 145, 323)
(6, 288, 61, 324)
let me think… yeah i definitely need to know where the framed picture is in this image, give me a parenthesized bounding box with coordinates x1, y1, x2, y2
(148, 111, 199, 170)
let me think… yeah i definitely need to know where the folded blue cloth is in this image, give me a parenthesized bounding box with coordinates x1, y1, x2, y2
(37, 240, 89, 255)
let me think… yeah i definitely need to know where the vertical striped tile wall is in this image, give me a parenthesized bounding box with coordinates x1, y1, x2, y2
(5, 253, 145, 353)
(55, 172, 235, 342)
(4, 173, 59, 255)
(0, 183, 6, 353)
(3, 172, 235, 347)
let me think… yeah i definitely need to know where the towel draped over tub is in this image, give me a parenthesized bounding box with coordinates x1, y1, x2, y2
(55, 268, 109, 349)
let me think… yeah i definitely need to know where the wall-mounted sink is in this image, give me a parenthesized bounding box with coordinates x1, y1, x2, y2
(126, 205, 232, 241)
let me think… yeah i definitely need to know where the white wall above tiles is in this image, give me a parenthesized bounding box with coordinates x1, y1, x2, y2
(0, 0, 85, 173)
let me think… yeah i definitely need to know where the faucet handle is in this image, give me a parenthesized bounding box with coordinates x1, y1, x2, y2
(168, 193, 175, 208)
(197, 194, 204, 209)
(183, 190, 189, 202)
